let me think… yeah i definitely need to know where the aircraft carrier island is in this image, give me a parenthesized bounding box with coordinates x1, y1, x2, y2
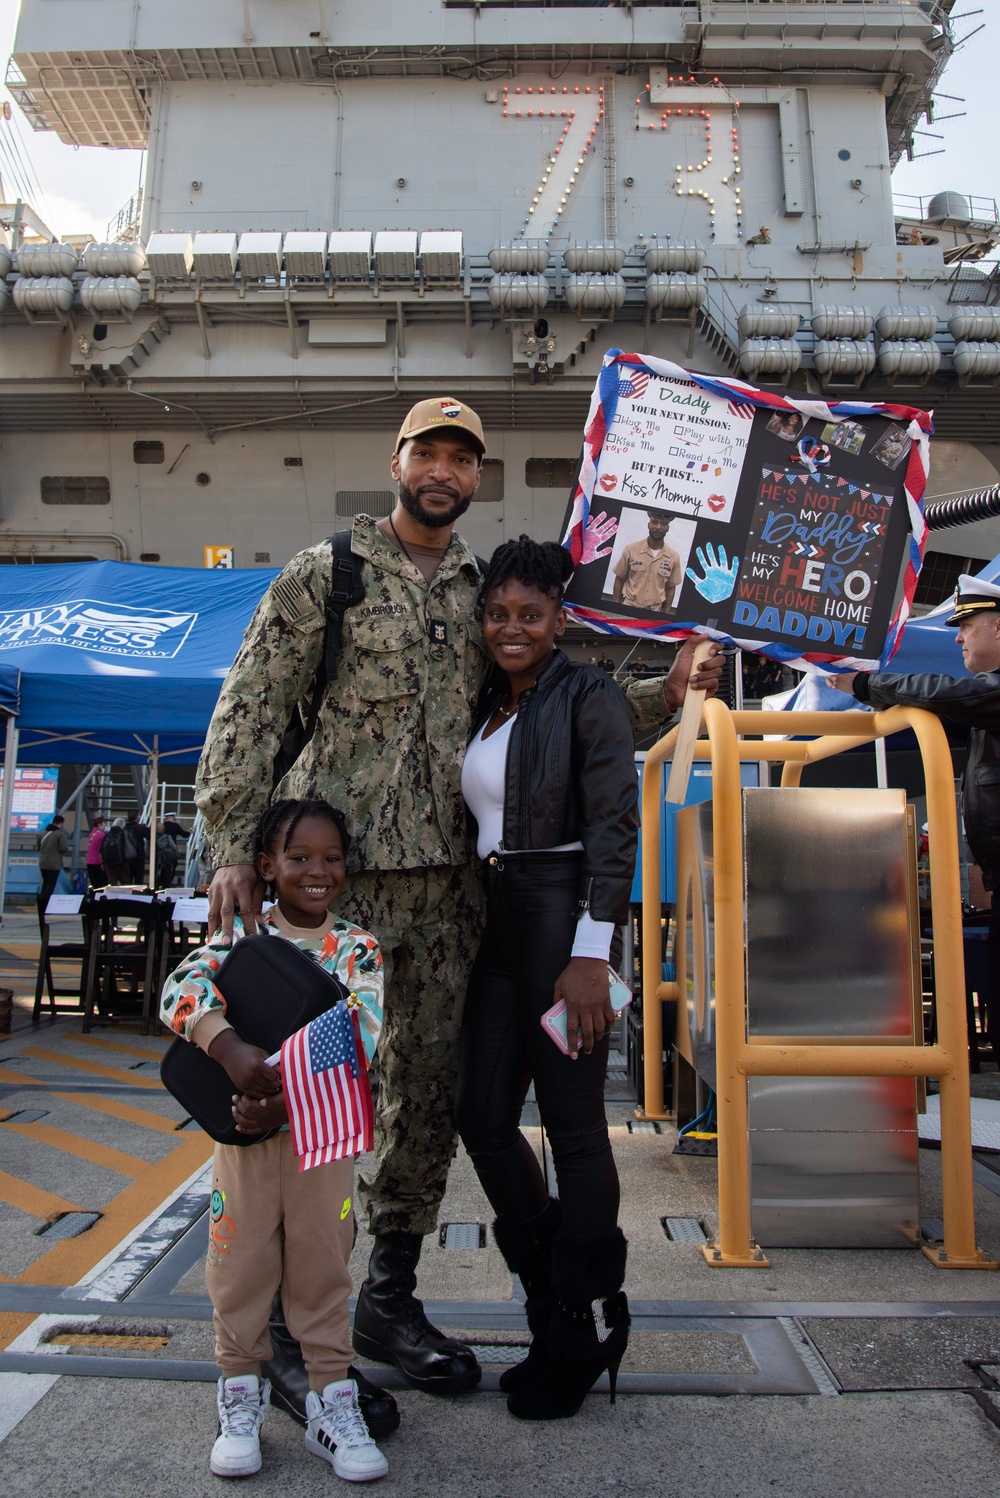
(5, 11, 1000, 1496)
(0, 0, 996, 579)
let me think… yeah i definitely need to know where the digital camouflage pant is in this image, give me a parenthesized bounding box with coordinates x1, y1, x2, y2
(338, 862, 484, 1238)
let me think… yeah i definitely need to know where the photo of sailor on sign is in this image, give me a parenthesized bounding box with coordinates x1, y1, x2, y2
(604, 508, 694, 616)
(560, 350, 932, 673)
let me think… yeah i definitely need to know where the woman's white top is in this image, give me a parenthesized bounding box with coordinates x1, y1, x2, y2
(461, 713, 614, 961)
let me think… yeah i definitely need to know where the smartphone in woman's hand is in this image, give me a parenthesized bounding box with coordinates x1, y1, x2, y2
(540, 967, 633, 1054)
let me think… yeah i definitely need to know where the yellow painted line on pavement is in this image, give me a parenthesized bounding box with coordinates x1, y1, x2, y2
(22, 1048, 161, 1089)
(17, 1133, 211, 1286)
(0, 1169, 79, 1220)
(0, 1315, 30, 1344)
(55, 1333, 172, 1350)
(52, 1092, 184, 1136)
(71, 1034, 164, 1062)
(0, 1131, 213, 1348)
(0, 1065, 49, 1087)
(4, 1120, 149, 1179)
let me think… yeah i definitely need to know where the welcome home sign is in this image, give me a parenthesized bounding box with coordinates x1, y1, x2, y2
(560, 350, 932, 672)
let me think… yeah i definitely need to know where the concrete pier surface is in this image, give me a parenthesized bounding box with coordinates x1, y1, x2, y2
(3, 907, 1000, 1497)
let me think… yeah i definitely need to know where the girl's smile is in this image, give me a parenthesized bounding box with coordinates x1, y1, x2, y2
(258, 813, 346, 928)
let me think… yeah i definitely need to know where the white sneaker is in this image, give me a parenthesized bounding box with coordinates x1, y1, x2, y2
(210, 1374, 270, 1478)
(305, 1379, 389, 1483)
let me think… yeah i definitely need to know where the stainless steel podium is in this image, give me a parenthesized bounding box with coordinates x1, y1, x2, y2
(676, 787, 921, 1249)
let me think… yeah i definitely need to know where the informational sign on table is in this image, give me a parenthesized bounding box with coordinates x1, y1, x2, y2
(45, 894, 83, 916)
(171, 897, 210, 924)
(560, 352, 932, 671)
(0, 765, 59, 831)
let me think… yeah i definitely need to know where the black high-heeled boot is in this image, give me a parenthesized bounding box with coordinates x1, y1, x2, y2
(492, 1199, 560, 1394)
(506, 1227, 630, 1422)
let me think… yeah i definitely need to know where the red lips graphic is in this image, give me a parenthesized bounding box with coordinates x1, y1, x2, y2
(706, 493, 726, 513)
(598, 473, 618, 493)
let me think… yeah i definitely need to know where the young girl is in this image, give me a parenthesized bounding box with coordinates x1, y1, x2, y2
(160, 798, 389, 1484)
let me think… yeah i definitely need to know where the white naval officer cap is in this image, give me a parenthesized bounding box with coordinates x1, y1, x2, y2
(945, 574, 1000, 626)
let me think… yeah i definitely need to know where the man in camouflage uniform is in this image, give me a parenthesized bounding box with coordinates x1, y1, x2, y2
(197, 396, 722, 1412)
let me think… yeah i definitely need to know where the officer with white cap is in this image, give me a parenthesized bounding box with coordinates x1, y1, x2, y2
(832, 573, 1000, 1066)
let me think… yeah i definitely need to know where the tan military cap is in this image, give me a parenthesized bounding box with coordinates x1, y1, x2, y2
(394, 397, 486, 457)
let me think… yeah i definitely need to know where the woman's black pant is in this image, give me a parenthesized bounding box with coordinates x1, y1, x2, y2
(455, 852, 620, 1241)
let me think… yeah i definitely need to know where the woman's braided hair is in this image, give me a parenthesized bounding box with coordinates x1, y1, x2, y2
(476, 534, 575, 617)
(255, 798, 351, 879)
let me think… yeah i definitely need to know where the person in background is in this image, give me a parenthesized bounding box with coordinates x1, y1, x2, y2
(831, 574, 1000, 1068)
(597, 652, 615, 675)
(86, 816, 107, 889)
(155, 819, 180, 888)
(36, 814, 69, 923)
(126, 810, 148, 884)
(101, 817, 133, 886)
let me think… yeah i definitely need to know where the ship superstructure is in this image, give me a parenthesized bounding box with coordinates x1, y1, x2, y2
(0, 0, 997, 579)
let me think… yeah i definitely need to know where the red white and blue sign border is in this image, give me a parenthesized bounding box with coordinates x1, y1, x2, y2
(561, 349, 932, 673)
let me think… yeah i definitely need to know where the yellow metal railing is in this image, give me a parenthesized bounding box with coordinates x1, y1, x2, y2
(640, 700, 997, 1271)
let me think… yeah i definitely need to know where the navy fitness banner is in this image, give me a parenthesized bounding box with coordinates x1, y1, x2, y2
(560, 351, 932, 672)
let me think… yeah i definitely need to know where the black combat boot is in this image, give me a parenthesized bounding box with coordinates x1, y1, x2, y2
(492, 1199, 560, 1394)
(261, 1292, 400, 1438)
(506, 1227, 630, 1421)
(352, 1233, 481, 1393)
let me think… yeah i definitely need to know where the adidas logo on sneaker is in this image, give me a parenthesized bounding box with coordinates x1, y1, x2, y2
(305, 1379, 389, 1483)
(210, 1374, 270, 1478)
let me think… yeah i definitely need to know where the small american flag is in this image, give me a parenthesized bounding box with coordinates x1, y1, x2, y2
(281, 1001, 374, 1171)
(727, 399, 755, 419)
(617, 370, 649, 399)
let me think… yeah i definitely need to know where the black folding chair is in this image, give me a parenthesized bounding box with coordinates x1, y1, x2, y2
(82, 897, 174, 1035)
(33, 895, 99, 1024)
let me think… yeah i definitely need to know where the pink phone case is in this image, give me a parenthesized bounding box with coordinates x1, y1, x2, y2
(540, 967, 634, 1053)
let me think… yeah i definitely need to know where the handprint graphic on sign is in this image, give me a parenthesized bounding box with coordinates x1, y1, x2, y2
(686, 543, 739, 603)
(578, 510, 618, 564)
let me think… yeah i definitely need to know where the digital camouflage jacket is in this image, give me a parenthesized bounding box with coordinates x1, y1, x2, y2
(196, 514, 672, 875)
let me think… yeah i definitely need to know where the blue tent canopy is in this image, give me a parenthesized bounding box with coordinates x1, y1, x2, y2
(0, 662, 18, 718)
(0, 559, 276, 764)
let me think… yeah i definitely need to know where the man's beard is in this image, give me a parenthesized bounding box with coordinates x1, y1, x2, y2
(397, 481, 474, 530)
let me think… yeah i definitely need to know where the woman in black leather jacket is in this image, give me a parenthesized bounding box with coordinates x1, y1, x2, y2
(455, 536, 639, 1422)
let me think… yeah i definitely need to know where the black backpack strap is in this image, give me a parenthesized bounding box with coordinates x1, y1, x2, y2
(300, 528, 364, 740)
(323, 528, 366, 680)
(272, 529, 365, 789)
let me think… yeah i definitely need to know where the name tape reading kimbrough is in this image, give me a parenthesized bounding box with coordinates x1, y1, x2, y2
(560, 350, 932, 672)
